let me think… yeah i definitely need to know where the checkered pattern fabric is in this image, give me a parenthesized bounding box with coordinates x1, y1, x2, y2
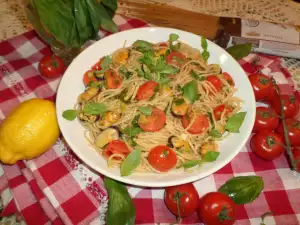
(0, 15, 300, 225)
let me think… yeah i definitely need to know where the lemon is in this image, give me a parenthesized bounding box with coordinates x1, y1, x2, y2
(0, 98, 60, 164)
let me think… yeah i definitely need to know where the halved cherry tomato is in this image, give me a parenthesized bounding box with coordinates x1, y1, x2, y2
(292, 147, 300, 172)
(91, 58, 104, 70)
(39, 55, 66, 79)
(104, 70, 121, 89)
(270, 94, 299, 119)
(135, 81, 159, 101)
(250, 130, 284, 160)
(165, 183, 200, 217)
(253, 106, 279, 133)
(181, 112, 209, 134)
(166, 51, 186, 67)
(213, 104, 233, 120)
(248, 74, 273, 101)
(207, 75, 223, 92)
(221, 72, 235, 86)
(148, 145, 177, 172)
(198, 192, 236, 225)
(103, 140, 130, 159)
(159, 43, 168, 47)
(83, 70, 97, 86)
(138, 107, 166, 132)
(276, 118, 300, 146)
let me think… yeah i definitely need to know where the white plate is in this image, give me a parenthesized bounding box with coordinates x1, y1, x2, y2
(56, 27, 256, 187)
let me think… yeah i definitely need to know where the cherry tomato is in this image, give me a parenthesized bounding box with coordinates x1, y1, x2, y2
(138, 107, 166, 132)
(148, 145, 177, 172)
(166, 51, 186, 67)
(159, 43, 169, 47)
(213, 104, 233, 121)
(198, 192, 236, 225)
(104, 70, 121, 89)
(83, 70, 97, 86)
(135, 81, 159, 101)
(276, 119, 300, 146)
(248, 74, 273, 101)
(270, 94, 299, 119)
(207, 75, 223, 92)
(165, 183, 200, 217)
(253, 106, 279, 133)
(292, 147, 300, 172)
(91, 58, 104, 70)
(103, 140, 130, 159)
(221, 72, 235, 86)
(181, 112, 209, 134)
(250, 130, 284, 160)
(38, 55, 66, 79)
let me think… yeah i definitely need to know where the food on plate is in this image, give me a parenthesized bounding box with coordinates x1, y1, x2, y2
(253, 106, 279, 133)
(276, 119, 300, 147)
(250, 130, 284, 160)
(39, 55, 66, 78)
(198, 192, 236, 225)
(0, 98, 59, 164)
(164, 183, 199, 217)
(63, 34, 245, 175)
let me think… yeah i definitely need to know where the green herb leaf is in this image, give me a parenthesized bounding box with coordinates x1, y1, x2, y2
(83, 103, 107, 115)
(133, 40, 153, 52)
(158, 77, 171, 84)
(139, 51, 155, 67)
(182, 80, 199, 103)
(174, 98, 185, 105)
(191, 71, 206, 81)
(201, 37, 210, 61)
(169, 33, 179, 42)
(227, 43, 252, 60)
(62, 109, 78, 121)
(119, 66, 132, 79)
(204, 151, 220, 162)
(218, 176, 264, 204)
(209, 129, 222, 138)
(138, 106, 152, 116)
(100, 56, 112, 70)
(225, 112, 247, 133)
(104, 177, 135, 225)
(182, 160, 202, 168)
(123, 127, 142, 137)
(120, 148, 142, 176)
(152, 56, 179, 74)
(169, 33, 180, 51)
(202, 50, 210, 62)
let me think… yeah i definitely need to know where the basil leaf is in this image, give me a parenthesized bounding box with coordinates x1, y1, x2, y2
(182, 80, 199, 103)
(123, 127, 142, 138)
(225, 112, 247, 133)
(151, 56, 179, 74)
(182, 160, 202, 168)
(227, 43, 252, 60)
(83, 103, 107, 115)
(191, 71, 206, 81)
(138, 106, 152, 116)
(202, 50, 210, 62)
(218, 176, 264, 204)
(204, 151, 220, 162)
(158, 77, 171, 85)
(102, 0, 117, 12)
(119, 67, 132, 79)
(169, 33, 179, 42)
(209, 129, 222, 138)
(133, 40, 153, 52)
(201, 37, 210, 61)
(139, 51, 155, 66)
(100, 56, 112, 70)
(104, 177, 135, 225)
(120, 148, 142, 176)
(62, 109, 78, 121)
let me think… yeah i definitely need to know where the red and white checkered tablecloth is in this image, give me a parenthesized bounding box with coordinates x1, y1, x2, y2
(0, 15, 300, 225)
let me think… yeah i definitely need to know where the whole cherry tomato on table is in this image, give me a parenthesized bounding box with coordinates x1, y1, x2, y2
(38, 55, 66, 78)
(164, 183, 200, 217)
(250, 130, 284, 160)
(147, 145, 177, 172)
(248, 74, 273, 101)
(276, 119, 300, 146)
(270, 94, 299, 119)
(253, 106, 279, 133)
(198, 192, 236, 225)
(292, 147, 300, 172)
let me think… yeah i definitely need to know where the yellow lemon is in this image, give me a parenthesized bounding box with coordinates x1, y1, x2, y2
(0, 98, 60, 164)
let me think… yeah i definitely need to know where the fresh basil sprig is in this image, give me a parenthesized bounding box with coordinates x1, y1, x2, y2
(201, 37, 210, 61)
(120, 148, 142, 176)
(218, 176, 264, 204)
(225, 112, 247, 133)
(227, 43, 252, 60)
(169, 33, 180, 51)
(182, 160, 202, 169)
(133, 40, 153, 52)
(104, 177, 135, 225)
(83, 103, 107, 115)
(138, 106, 152, 116)
(62, 109, 78, 121)
(100, 56, 112, 70)
(182, 80, 199, 103)
(209, 129, 222, 138)
(204, 151, 220, 162)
